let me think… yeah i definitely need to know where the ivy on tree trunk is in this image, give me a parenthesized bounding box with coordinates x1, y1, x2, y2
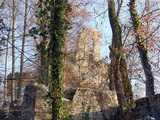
(49, 0, 68, 120)
(129, 0, 155, 97)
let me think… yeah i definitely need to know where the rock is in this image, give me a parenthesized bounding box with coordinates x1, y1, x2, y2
(0, 110, 8, 120)
(21, 85, 37, 120)
(64, 88, 76, 101)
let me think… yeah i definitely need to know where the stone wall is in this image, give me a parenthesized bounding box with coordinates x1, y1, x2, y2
(71, 78, 118, 120)
(70, 94, 160, 120)
(126, 94, 160, 120)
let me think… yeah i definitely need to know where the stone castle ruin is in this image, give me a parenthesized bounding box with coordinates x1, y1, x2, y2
(64, 28, 118, 120)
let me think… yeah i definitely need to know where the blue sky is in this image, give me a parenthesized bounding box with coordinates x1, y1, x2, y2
(85, 0, 112, 58)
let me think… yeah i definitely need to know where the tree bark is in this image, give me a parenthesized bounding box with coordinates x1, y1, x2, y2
(3, 30, 10, 102)
(108, 0, 133, 110)
(129, 0, 155, 97)
(11, 0, 16, 102)
(17, 0, 28, 100)
(37, 0, 49, 85)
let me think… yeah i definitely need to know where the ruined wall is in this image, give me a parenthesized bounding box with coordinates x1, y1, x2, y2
(71, 94, 160, 120)
(126, 94, 160, 120)
(6, 72, 37, 99)
(71, 79, 118, 120)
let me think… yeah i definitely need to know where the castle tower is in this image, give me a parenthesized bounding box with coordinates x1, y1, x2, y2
(75, 28, 101, 80)
(76, 28, 89, 79)
(92, 29, 101, 61)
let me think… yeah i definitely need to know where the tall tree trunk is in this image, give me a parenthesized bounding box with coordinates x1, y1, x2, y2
(129, 0, 155, 97)
(108, 0, 133, 110)
(38, 38, 49, 84)
(3, 31, 10, 102)
(37, 0, 49, 85)
(119, 58, 133, 105)
(17, 0, 28, 100)
(49, 0, 67, 119)
(11, 0, 16, 102)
